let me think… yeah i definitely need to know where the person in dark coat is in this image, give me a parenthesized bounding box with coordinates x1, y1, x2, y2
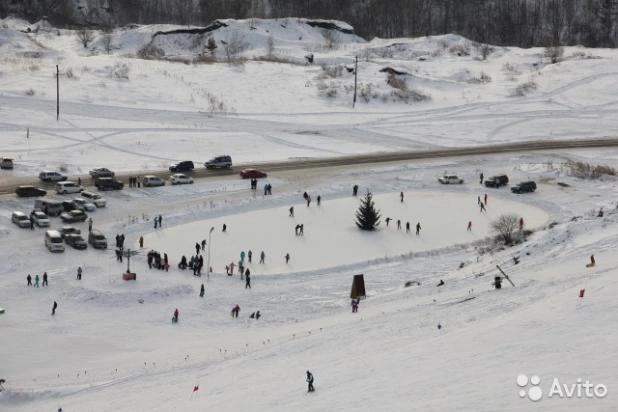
(289, 207, 294, 217)
(416, 222, 421, 235)
(27, 274, 32, 286)
(52, 301, 57, 316)
(116, 249, 123, 262)
(255, 311, 261, 320)
(405, 222, 410, 233)
(353, 185, 358, 196)
(77, 267, 82, 280)
(222, 223, 227, 232)
(120, 234, 125, 249)
(400, 191, 404, 202)
(158, 215, 163, 227)
(479, 172, 484, 184)
(248, 250, 252, 263)
(196, 242, 201, 254)
(42, 272, 48, 286)
(306, 371, 315, 392)
(30, 215, 34, 230)
(385, 217, 391, 226)
(245, 272, 251, 289)
(179, 255, 187, 269)
(317, 195, 321, 206)
(201, 239, 206, 250)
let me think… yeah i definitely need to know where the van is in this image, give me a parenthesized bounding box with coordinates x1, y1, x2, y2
(34, 198, 64, 217)
(45, 230, 65, 252)
(0, 157, 14, 169)
(11, 212, 30, 228)
(55, 181, 84, 194)
(80, 191, 107, 207)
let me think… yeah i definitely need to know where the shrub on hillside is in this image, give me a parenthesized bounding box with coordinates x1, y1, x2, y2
(491, 214, 520, 244)
(566, 161, 617, 180)
(137, 44, 165, 59)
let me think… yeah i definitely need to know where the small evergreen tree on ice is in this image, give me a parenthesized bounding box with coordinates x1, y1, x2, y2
(355, 191, 381, 231)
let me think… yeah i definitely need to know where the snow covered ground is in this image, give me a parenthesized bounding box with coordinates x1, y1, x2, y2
(1, 17, 618, 412)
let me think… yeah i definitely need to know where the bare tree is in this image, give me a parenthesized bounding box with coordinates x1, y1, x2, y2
(474, 42, 493, 60)
(266, 34, 274, 58)
(222, 32, 247, 61)
(491, 214, 520, 244)
(102, 34, 113, 54)
(321, 29, 339, 50)
(76, 29, 95, 48)
(544, 44, 564, 64)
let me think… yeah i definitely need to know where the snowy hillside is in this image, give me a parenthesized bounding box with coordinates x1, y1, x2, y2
(1, 17, 618, 412)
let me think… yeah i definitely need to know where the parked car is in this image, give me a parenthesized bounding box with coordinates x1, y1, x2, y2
(438, 175, 464, 184)
(72, 198, 96, 212)
(11, 211, 30, 228)
(61, 201, 76, 212)
(89, 168, 115, 178)
(240, 169, 268, 179)
(170, 173, 194, 185)
(511, 181, 537, 194)
(59, 226, 81, 238)
(65, 234, 88, 250)
(80, 191, 107, 207)
(45, 230, 65, 252)
(32, 211, 50, 227)
(142, 175, 165, 187)
(169, 161, 195, 172)
(484, 175, 509, 188)
(60, 210, 88, 223)
(34, 198, 64, 216)
(15, 186, 47, 197)
(88, 230, 108, 249)
(0, 157, 14, 169)
(205, 155, 232, 169)
(55, 181, 84, 195)
(39, 171, 68, 182)
(95, 177, 124, 191)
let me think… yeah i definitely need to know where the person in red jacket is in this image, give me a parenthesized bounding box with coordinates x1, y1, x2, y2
(467, 221, 472, 231)
(172, 309, 179, 323)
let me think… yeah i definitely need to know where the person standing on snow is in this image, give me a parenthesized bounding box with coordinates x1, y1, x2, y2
(245, 272, 251, 289)
(240, 251, 246, 264)
(200, 284, 205, 298)
(248, 250, 252, 263)
(154, 216, 158, 229)
(405, 222, 410, 233)
(222, 223, 227, 232)
(52, 301, 57, 316)
(353, 185, 358, 196)
(42, 272, 48, 286)
(159, 215, 163, 227)
(77, 266, 82, 280)
(264, 184, 268, 196)
(195, 242, 201, 255)
(385, 217, 391, 227)
(88, 218, 93, 232)
(416, 222, 421, 235)
(260, 251, 265, 264)
(201, 239, 206, 250)
(139, 236, 144, 248)
(30, 214, 34, 230)
(229, 261, 235, 275)
(295, 224, 300, 236)
(289, 206, 294, 217)
(299, 224, 304, 235)
(397, 220, 401, 230)
(477, 196, 481, 205)
(520, 217, 524, 231)
(285, 253, 290, 264)
(479, 172, 484, 184)
(467, 221, 472, 231)
(479, 202, 486, 212)
(400, 192, 404, 202)
(172, 309, 179, 323)
(27, 274, 32, 286)
(307, 195, 311, 207)
(484, 194, 488, 205)
(317, 195, 321, 206)
(306, 371, 315, 392)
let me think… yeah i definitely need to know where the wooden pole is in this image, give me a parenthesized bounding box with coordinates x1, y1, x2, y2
(352, 56, 358, 108)
(56, 64, 59, 121)
(496, 265, 515, 286)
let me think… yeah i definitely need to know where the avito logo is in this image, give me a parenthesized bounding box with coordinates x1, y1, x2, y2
(517, 374, 608, 401)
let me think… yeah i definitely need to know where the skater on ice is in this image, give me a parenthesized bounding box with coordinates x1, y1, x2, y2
(289, 206, 294, 217)
(260, 251, 265, 264)
(52, 301, 57, 316)
(416, 222, 421, 235)
(285, 253, 290, 264)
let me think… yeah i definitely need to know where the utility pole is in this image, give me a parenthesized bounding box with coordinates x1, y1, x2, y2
(56, 64, 59, 121)
(207, 226, 214, 282)
(352, 56, 358, 108)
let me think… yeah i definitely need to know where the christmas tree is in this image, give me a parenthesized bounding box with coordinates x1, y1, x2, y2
(355, 191, 381, 231)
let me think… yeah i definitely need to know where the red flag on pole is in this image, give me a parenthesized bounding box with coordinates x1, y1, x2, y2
(193, 384, 199, 392)
(579, 289, 585, 298)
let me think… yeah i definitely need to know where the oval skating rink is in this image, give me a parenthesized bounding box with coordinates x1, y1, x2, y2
(142, 191, 548, 275)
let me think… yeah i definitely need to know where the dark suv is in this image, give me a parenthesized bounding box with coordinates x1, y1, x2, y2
(95, 177, 124, 191)
(511, 181, 537, 194)
(169, 161, 194, 172)
(484, 174, 509, 188)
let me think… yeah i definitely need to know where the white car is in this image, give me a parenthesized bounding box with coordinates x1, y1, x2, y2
(56, 181, 84, 194)
(89, 167, 115, 178)
(142, 175, 165, 187)
(79, 191, 107, 207)
(438, 175, 464, 184)
(32, 211, 50, 227)
(39, 171, 68, 182)
(73, 198, 96, 212)
(170, 173, 194, 185)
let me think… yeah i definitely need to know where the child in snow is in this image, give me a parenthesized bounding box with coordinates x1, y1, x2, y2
(172, 309, 179, 323)
(467, 221, 472, 231)
(34, 274, 40, 288)
(200, 284, 205, 298)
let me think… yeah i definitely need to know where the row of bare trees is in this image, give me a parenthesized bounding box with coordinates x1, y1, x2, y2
(2, 0, 617, 48)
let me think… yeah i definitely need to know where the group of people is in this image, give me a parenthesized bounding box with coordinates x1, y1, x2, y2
(127, 176, 142, 188)
(302, 191, 321, 207)
(26, 272, 48, 287)
(147, 250, 169, 271)
(385, 218, 422, 235)
(262, 183, 273, 195)
(153, 215, 163, 229)
(178, 254, 204, 276)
